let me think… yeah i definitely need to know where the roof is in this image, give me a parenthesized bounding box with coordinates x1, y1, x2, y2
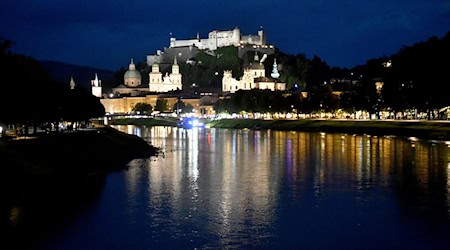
(114, 83, 148, 89)
(124, 69, 141, 79)
(249, 62, 264, 70)
(254, 77, 274, 82)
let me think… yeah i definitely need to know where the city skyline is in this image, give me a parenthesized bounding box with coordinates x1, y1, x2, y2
(1, 0, 449, 70)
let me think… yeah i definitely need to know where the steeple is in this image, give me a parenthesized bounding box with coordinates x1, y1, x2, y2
(172, 56, 179, 74)
(91, 73, 102, 98)
(271, 58, 280, 79)
(92, 73, 101, 87)
(69, 76, 76, 89)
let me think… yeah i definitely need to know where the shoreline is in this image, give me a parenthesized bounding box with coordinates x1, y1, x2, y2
(110, 117, 450, 141)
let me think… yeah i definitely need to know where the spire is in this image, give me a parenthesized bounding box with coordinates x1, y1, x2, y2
(271, 58, 280, 79)
(92, 73, 101, 87)
(172, 55, 179, 74)
(91, 73, 102, 97)
(69, 76, 76, 89)
(129, 58, 136, 70)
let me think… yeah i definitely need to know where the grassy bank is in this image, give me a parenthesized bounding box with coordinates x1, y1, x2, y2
(109, 117, 178, 127)
(209, 119, 450, 141)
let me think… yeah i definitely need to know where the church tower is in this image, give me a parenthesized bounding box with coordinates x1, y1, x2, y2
(149, 62, 162, 92)
(169, 56, 182, 90)
(91, 73, 102, 98)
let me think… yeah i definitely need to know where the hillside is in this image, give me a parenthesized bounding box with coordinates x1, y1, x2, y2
(40, 60, 116, 91)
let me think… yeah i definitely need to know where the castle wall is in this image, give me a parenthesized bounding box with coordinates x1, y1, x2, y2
(214, 29, 240, 48)
(241, 35, 263, 45)
(169, 28, 263, 51)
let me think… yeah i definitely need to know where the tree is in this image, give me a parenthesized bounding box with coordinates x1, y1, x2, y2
(173, 101, 194, 114)
(132, 103, 152, 114)
(155, 99, 168, 112)
(61, 87, 105, 124)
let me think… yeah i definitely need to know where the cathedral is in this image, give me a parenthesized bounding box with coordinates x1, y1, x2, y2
(109, 58, 182, 96)
(98, 58, 191, 115)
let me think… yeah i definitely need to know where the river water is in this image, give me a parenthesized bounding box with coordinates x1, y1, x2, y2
(4, 126, 450, 249)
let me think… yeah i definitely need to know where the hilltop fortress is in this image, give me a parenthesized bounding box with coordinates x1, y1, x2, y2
(147, 27, 274, 66)
(170, 27, 266, 51)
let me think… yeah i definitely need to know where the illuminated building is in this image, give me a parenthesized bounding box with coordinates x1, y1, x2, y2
(222, 52, 286, 93)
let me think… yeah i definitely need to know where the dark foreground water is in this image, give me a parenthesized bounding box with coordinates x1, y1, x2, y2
(3, 126, 450, 249)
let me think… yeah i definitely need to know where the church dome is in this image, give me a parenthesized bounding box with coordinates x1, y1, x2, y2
(124, 70, 142, 79)
(124, 58, 141, 87)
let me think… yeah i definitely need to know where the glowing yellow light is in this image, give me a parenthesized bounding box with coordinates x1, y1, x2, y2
(9, 207, 21, 226)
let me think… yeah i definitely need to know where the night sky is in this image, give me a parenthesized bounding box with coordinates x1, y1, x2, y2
(1, 0, 449, 70)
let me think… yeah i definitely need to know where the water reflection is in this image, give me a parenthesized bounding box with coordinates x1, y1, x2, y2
(111, 126, 450, 248)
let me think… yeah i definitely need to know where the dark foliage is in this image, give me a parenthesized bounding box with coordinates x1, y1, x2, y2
(0, 38, 105, 131)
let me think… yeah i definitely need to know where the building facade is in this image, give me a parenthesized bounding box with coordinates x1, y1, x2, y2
(222, 54, 286, 93)
(149, 57, 182, 92)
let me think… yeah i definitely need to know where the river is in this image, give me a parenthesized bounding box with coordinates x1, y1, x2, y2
(3, 126, 450, 249)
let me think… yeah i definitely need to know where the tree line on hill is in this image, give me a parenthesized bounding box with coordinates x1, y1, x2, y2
(0, 38, 105, 136)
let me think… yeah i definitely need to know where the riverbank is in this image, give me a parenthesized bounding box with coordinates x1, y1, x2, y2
(0, 126, 158, 188)
(0, 126, 157, 176)
(209, 119, 450, 141)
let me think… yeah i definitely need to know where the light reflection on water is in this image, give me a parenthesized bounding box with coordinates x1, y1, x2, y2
(8, 125, 449, 249)
(106, 126, 450, 248)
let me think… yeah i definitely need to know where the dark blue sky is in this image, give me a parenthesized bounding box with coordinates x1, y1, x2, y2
(1, 0, 449, 70)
